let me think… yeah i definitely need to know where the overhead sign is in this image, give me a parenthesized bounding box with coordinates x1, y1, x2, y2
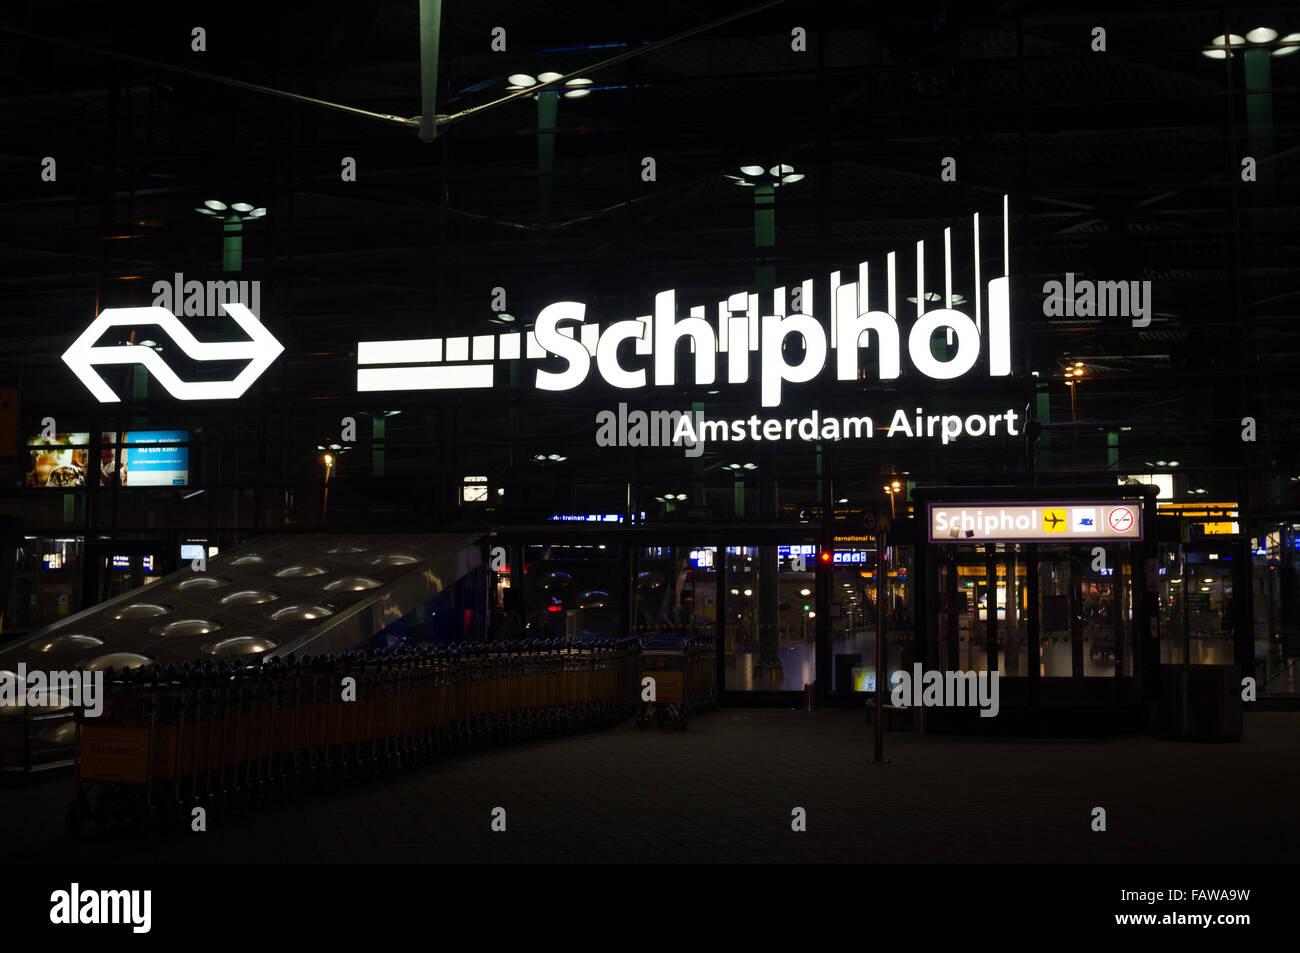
(928, 502, 1143, 543)
(63, 302, 282, 402)
(357, 199, 1012, 407)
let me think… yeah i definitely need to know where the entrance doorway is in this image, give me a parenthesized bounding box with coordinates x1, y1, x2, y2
(936, 542, 1136, 680)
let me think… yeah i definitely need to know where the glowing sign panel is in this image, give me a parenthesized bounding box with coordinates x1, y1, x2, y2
(63, 303, 282, 402)
(357, 199, 1012, 407)
(929, 502, 1143, 543)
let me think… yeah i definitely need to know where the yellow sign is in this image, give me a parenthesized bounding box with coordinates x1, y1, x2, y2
(1042, 508, 1067, 532)
(957, 565, 1028, 577)
(1200, 521, 1238, 536)
(1158, 502, 1238, 517)
(80, 724, 150, 783)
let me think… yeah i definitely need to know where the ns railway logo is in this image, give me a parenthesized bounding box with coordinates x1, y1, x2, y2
(63, 198, 1013, 406)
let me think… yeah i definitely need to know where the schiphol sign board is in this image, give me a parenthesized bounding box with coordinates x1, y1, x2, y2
(355, 198, 1015, 458)
(928, 501, 1143, 544)
(63, 199, 1018, 455)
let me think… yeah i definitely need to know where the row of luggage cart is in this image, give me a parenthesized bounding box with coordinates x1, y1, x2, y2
(67, 637, 640, 832)
(637, 632, 718, 731)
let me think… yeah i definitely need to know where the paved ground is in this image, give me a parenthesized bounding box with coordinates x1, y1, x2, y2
(5, 710, 1297, 863)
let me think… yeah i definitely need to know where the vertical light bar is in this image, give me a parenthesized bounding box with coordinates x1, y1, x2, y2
(688, 305, 704, 353)
(830, 270, 841, 349)
(943, 228, 953, 344)
(728, 317, 750, 382)
(634, 315, 653, 355)
(887, 251, 896, 317)
(858, 261, 869, 315)
(974, 211, 981, 333)
(988, 276, 1011, 376)
(801, 278, 814, 317)
(1003, 193, 1010, 276)
(943, 228, 952, 308)
(915, 240, 924, 318)
(774, 286, 786, 317)
(718, 299, 729, 352)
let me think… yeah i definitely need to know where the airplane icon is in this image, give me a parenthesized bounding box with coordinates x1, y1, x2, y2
(1045, 513, 1063, 528)
(1043, 508, 1068, 532)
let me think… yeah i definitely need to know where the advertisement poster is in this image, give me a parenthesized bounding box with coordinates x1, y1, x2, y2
(26, 432, 98, 487)
(26, 431, 188, 487)
(123, 430, 189, 486)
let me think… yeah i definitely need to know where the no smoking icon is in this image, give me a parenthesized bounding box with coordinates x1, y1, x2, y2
(1108, 507, 1134, 532)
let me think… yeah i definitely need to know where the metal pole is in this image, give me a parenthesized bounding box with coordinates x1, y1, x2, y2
(874, 529, 887, 762)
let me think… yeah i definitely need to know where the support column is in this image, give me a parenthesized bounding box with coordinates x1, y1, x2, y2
(1026, 542, 1041, 711)
(372, 415, 385, 477)
(417, 0, 443, 141)
(1070, 557, 1084, 680)
(945, 548, 959, 671)
(1233, 536, 1254, 683)
(715, 543, 727, 701)
(814, 443, 833, 702)
(222, 216, 243, 272)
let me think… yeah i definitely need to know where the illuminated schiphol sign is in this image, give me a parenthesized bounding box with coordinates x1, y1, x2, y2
(928, 502, 1143, 543)
(356, 198, 1013, 410)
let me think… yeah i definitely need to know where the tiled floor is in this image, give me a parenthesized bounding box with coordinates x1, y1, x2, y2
(5, 709, 1298, 863)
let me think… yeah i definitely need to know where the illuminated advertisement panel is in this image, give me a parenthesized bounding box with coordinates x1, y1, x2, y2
(25, 431, 189, 487)
(26, 432, 98, 487)
(121, 430, 189, 486)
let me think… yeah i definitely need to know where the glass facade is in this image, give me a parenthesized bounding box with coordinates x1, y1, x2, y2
(0, 3, 1297, 717)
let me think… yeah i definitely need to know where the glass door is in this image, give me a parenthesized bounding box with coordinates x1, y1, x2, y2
(724, 545, 816, 692)
(1038, 543, 1133, 677)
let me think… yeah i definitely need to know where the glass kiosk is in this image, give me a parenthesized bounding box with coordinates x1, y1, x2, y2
(910, 485, 1161, 729)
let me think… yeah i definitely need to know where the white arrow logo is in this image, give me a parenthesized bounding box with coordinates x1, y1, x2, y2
(62, 303, 284, 402)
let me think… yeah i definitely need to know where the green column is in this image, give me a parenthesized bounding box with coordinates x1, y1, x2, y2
(1244, 47, 1275, 182)
(754, 180, 779, 675)
(754, 182, 775, 291)
(417, 0, 443, 141)
(373, 415, 385, 477)
(222, 216, 243, 272)
(1036, 383, 1051, 473)
(692, 400, 704, 504)
(537, 91, 558, 222)
(815, 440, 822, 507)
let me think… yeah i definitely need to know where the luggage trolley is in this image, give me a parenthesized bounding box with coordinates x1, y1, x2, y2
(638, 635, 689, 731)
(68, 666, 175, 833)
